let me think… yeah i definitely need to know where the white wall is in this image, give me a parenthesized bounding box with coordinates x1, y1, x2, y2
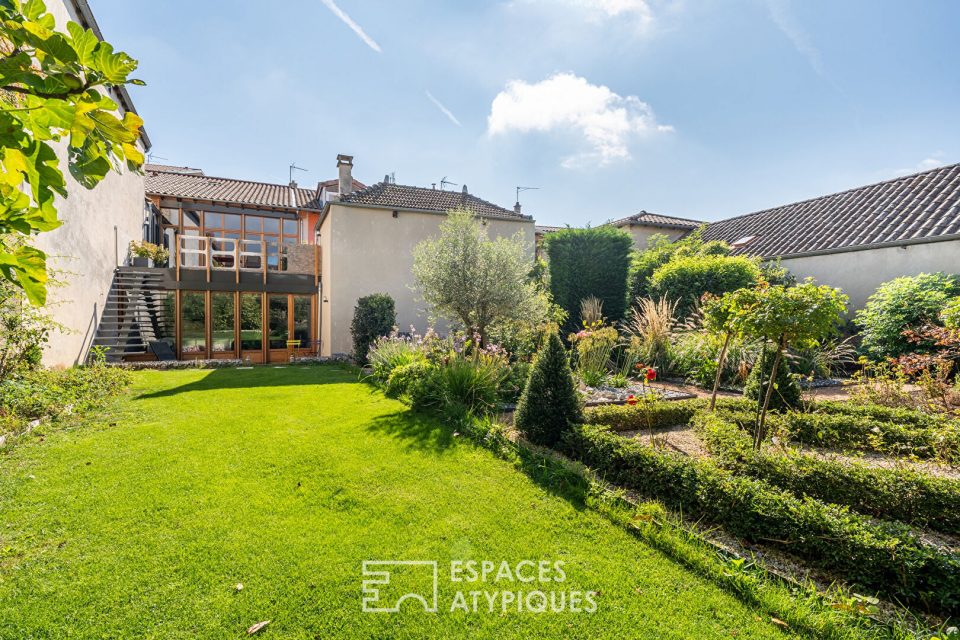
(619, 224, 689, 250)
(29, 0, 147, 367)
(320, 205, 535, 356)
(779, 240, 960, 311)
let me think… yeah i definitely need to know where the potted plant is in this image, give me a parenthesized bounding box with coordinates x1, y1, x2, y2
(129, 241, 168, 267)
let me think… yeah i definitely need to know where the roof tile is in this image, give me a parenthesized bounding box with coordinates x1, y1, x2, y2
(338, 182, 530, 220)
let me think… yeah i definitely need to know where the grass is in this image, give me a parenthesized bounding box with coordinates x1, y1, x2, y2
(0, 366, 811, 639)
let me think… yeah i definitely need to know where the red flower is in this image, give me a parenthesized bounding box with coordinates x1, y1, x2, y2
(634, 363, 645, 371)
(626, 395, 638, 406)
(645, 367, 657, 382)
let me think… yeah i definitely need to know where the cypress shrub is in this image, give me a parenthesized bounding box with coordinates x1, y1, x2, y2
(545, 227, 632, 334)
(743, 348, 802, 412)
(350, 293, 396, 364)
(515, 332, 583, 447)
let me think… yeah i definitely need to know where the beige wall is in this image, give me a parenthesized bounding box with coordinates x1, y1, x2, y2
(778, 240, 960, 311)
(619, 224, 688, 250)
(319, 205, 535, 356)
(30, 0, 147, 367)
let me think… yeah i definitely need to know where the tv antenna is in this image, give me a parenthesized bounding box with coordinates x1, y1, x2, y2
(146, 153, 168, 163)
(516, 185, 539, 205)
(289, 163, 309, 183)
(440, 176, 458, 190)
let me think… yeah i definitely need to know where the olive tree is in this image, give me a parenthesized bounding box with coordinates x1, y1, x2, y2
(728, 280, 847, 447)
(412, 209, 547, 345)
(1, 0, 146, 304)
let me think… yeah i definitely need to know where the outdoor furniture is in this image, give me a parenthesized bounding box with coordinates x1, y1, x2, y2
(286, 339, 302, 361)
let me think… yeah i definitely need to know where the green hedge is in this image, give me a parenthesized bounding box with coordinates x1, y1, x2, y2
(586, 398, 706, 432)
(782, 410, 960, 463)
(350, 293, 396, 365)
(545, 226, 633, 334)
(562, 423, 960, 615)
(694, 412, 960, 535)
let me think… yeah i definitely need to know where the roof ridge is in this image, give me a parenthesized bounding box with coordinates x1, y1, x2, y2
(342, 181, 515, 214)
(715, 161, 960, 226)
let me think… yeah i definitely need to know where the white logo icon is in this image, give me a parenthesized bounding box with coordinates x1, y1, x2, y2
(361, 560, 439, 613)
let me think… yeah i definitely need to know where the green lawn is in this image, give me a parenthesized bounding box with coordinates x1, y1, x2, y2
(0, 366, 798, 639)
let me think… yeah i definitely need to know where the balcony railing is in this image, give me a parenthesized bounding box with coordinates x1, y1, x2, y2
(175, 236, 319, 285)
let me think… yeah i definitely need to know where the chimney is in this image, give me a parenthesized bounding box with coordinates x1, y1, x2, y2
(336, 154, 354, 196)
(461, 185, 468, 195)
(514, 202, 522, 214)
(289, 180, 298, 189)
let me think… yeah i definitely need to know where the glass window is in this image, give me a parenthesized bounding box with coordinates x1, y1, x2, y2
(180, 292, 206, 355)
(224, 214, 242, 231)
(283, 219, 298, 236)
(157, 291, 176, 348)
(160, 208, 179, 226)
(240, 294, 262, 350)
(204, 212, 222, 230)
(293, 296, 311, 347)
(263, 217, 280, 235)
(268, 295, 289, 349)
(211, 293, 235, 353)
(245, 215, 262, 233)
(183, 209, 201, 228)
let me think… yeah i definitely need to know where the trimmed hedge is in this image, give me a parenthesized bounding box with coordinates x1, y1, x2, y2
(562, 423, 960, 615)
(586, 398, 706, 432)
(544, 226, 633, 334)
(782, 410, 960, 463)
(694, 412, 960, 535)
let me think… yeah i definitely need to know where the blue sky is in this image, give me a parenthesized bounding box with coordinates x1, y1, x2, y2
(92, 0, 960, 226)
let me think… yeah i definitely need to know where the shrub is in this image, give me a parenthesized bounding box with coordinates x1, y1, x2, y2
(562, 423, 960, 615)
(650, 255, 761, 319)
(855, 273, 960, 360)
(627, 231, 730, 305)
(694, 412, 960, 535)
(384, 360, 433, 399)
(367, 335, 423, 382)
(743, 348, 802, 412)
(943, 296, 960, 329)
(586, 398, 705, 432)
(569, 325, 618, 387)
(622, 297, 676, 375)
(545, 226, 633, 334)
(430, 353, 509, 418)
(351, 293, 396, 365)
(670, 329, 758, 388)
(515, 333, 583, 447)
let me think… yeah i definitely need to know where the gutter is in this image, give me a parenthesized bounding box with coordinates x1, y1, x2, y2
(70, 0, 152, 151)
(749, 233, 960, 261)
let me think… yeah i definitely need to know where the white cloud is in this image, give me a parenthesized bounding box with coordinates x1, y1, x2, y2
(487, 72, 672, 167)
(515, 0, 655, 30)
(764, 0, 823, 76)
(425, 91, 462, 127)
(319, 0, 382, 53)
(916, 157, 944, 171)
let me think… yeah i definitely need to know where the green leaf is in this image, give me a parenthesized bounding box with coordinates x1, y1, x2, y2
(66, 21, 98, 65)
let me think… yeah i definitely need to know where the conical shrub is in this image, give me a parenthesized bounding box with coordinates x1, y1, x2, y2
(514, 332, 584, 447)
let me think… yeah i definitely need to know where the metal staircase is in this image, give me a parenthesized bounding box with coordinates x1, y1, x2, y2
(92, 268, 171, 361)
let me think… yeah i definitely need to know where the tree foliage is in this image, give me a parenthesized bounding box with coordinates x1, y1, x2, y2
(0, 0, 145, 304)
(350, 293, 396, 365)
(627, 229, 729, 305)
(514, 332, 583, 447)
(855, 273, 960, 361)
(650, 254, 761, 319)
(544, 225, 632, 335)
(412, 209, 546, 345)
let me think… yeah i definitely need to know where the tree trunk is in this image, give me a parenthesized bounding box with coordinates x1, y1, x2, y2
(755, 335, 786, 450)
(710, 331, 732, 411)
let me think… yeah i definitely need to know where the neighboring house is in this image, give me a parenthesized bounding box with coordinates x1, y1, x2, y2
(94, 154, 531, 361)
(317, 157, 535, 356)
(32, 0, 150, 367)
(701, 163, 960, 310)
(608, 211, 703, 249)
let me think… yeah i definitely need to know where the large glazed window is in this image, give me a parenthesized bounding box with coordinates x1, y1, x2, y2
(211, 293, 235, 353)
(293, 296, 311, 346)
(240, 294, 262, 350)
(180, 292, 206, 355)
(157, 291, 176, 348)
(268, 295, 289, 349)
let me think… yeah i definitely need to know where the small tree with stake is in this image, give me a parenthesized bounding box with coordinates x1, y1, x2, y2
(728, 280, 847, 448)
(702, 293, 738, 411)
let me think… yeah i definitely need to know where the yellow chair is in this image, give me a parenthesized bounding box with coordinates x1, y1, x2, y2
(286, 339, 302, 361)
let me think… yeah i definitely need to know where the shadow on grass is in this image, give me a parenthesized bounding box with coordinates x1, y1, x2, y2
(136, 364, 357, 399)
(364, 410, 455, 453)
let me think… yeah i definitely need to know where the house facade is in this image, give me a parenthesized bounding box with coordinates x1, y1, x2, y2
(608, 211, 702, 249)
(701, 163, 960, 310)
(34, 0, 150, 367)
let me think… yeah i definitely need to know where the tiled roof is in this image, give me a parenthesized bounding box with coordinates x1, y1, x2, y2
(338, 182, 531, 220)
(535, 225, 564, 234)
(702, 163, 960, 258)
(610, 211, 703, 230)
(146, 168, 325, 211)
